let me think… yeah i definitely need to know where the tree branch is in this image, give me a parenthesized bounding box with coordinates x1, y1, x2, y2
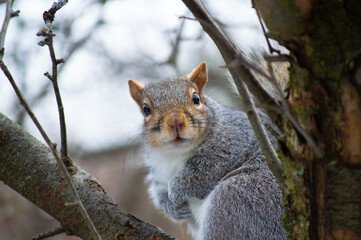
(251, 0, 281, 55)
(0, 112, 175, 240)
(228, 59, 283, 180)
(181, 0, 277, 108)
(15, 4, 104, 126)
(233, 54, 324, 159)
(181, 0, 283, 181)
(0, 0, 17, 60)
(162, 15, 186, 66)
(0, 59, 101, 240)
(0, 1, 102, 237)
(31, 226, 66, 240)
(38, 21, 68, 160)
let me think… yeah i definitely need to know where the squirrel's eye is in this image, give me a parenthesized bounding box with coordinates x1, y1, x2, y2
(192, 92, 200, 105)
(143, 103, 151, 116)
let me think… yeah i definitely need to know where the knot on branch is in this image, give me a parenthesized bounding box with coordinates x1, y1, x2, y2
(36, 28, 56, 46)
(43, 0, 69, 24)
(43, 10, 55, 24)
(11, 10, 20, 18)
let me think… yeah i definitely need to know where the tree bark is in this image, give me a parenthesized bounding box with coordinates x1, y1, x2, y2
(0, 112, 174, 240)
(255, 0, 361, 239)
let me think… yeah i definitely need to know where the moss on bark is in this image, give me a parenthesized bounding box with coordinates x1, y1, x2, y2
(258, 0, 361, 239)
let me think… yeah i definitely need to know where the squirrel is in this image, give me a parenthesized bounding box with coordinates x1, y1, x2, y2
(128, 62, 286, 240)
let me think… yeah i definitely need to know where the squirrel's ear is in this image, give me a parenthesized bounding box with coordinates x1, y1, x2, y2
(189, 62, 207, 94)
(128, 79, 144, 106)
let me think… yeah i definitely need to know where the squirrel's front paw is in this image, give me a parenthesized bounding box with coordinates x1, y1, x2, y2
(168, 179, 186, 205)
(165, 200, 192, 220)
(159, 193, 191, 220)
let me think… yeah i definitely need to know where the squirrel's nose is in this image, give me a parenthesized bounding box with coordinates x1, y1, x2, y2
(167, 111, 185, 131)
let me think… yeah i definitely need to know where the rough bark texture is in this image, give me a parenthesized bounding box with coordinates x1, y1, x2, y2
(255, 0, 361, 239)
(0, 113, 174, 240)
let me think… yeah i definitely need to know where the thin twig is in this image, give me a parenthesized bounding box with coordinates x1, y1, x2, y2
(251, 0, 280, 55)
(181, 0, 283, 181)
(162, 14, 187, 66)
(0, 61, 53, 145)
(15, 7, 104, 125)
(178, 15, 197, 21)
(0, 60, 102, 240)
(0, 0, 15, 60)
(44, 26, 68, 159)
(31, 226, 66, 240)
(228, 59, 283, 180)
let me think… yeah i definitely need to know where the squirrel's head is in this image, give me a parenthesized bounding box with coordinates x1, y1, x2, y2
(128, 62, 210, 149)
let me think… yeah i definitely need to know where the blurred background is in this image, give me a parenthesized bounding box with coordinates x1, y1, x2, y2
(0, 0, 271, 239)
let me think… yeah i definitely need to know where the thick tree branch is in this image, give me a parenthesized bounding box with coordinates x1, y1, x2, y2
(0, 112, 175, 240)
(181, 0, 283, 181)
(0, 59, 101, 240)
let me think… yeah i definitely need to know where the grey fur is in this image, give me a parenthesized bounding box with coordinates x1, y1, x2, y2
(141, 83, 286, 239)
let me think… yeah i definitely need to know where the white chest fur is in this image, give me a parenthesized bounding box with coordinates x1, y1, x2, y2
(145, 147, 190, 210)
(146, 148, 189, 184)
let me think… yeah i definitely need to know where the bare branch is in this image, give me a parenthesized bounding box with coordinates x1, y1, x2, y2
(236, 53, 325, 158)
(16, 6, 104, 125)
(37, 26, 69, 159)
(0, 0, 18, 60)
(162, 16, 187, 66)
(181, 0, 277, 108)
(43, 0, 69, 24)
(48, 49, 69, 160)
(251, 0, 280, 55)
(178, 15, 196, 21)
(31, 226, 66, 240)
(181, 0, 283, 181)
(0, 112, 175, 239)
(228, 59, 283, 181)
(0, 59, 101, 240)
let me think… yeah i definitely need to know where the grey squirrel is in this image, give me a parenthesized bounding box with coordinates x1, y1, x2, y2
(128, 62, 286, 240)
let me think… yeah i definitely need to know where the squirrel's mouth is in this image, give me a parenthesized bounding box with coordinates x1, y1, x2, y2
(171, 134, 187, 144)
(165, 132, 192, 147)
(174, 135, 183, 142)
